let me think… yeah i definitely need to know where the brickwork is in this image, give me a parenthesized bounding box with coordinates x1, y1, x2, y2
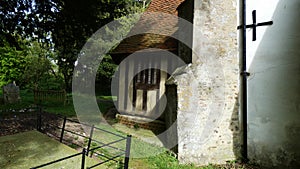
(116, 114, 166, 134)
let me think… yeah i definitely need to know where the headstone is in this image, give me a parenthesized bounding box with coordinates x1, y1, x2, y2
(2, 82, 21, 104)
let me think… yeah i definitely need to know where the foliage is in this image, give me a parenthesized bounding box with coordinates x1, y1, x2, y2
(79, 12, 145, 94)
(0, 37, 63, 90)
(97, 55, 117, 80)
(0, 38, 28, 87)
(0, 0, 146, 91)
(21, 41, 64, 90)
(0, 0, 57, 47)
(53, 0, 145, 91)
(36, 74, 64, 90)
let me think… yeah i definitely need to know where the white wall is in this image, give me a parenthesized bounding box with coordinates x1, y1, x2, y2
(246, 0, 300, 167)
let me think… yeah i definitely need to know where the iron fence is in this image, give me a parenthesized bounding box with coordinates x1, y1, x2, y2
(31, 107, 132, 169)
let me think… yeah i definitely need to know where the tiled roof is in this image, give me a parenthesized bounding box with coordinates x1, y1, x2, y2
(111, 0, 185, 56)
(147, 0, 184, 14)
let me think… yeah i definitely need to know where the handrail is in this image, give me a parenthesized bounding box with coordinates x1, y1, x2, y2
(63, 129, 90, 139)
(89, 138, 126, 152)
(45, 114, 126, 139)
(32, 108, 132, 169)
(93, 126, 126, 139)
(91, 139, 125, 152)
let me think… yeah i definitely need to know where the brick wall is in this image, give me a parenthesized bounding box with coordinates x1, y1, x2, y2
(116, 114, 166, 134)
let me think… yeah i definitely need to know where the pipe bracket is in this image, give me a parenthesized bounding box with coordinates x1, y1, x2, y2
(240, 71, 250, 76)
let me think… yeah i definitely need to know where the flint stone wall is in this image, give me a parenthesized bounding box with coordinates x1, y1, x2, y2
(171, 0, 241, 165)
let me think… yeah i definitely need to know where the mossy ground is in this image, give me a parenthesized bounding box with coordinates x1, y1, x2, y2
(0, 130, 105, 169)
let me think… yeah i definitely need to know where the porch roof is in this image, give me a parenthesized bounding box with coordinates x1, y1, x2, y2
(111, 0, 185, 58)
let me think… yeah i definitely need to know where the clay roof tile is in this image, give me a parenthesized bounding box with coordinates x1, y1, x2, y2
(111, 0, 185, 56)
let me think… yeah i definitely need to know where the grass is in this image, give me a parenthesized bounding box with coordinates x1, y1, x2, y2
(43, 103, 76, 117)
(0, 89, 35, 111)
(0, 89, 115, 117)
(90, 123, 248, 169)
(92, 123, 164, 158)
(89, 123, 226, 169)
(0, 130, 104, 169)
(0, 89, 248, 169)
(0, 129, 238, 169)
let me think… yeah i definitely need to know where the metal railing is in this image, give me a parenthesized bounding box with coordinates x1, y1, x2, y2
(31, 108, 132, 169)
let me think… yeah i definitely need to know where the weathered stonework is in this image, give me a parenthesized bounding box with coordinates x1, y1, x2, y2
(172, 0, 241, 165)
(170, 0, 300, 168)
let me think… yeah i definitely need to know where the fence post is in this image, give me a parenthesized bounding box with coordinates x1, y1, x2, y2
(81, 148, 86, 169)
(60, 116, 67, 142)
(36, 106, 42, 132)
(86, 124, 94, 156)
(124, 135, 132, 169)
(63, 90, 67, 106)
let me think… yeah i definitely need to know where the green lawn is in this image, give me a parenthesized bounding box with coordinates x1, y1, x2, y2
(0, 90, 243, 169)
(0, 125, 197, 169)
(0, 130, 105, 169)
(0, 89, 35, 111)
(0, 89, 115, 117)
(91, 123, 165, 159)
(0, 129, 222, 169)
(90, 123, 215, 169)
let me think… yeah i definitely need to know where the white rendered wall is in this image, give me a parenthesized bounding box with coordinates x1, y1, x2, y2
(246, 0, 300, 167)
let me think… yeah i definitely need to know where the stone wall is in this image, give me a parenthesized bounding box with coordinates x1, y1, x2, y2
(173, 0, 241, 165)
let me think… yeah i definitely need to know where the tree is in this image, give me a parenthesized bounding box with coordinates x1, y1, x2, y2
(21, 41, 63, 90)
(0, 0, 57, 47)
(0, 0, 145, 91)
(0, 37, 28, 87)
(0, 37, 63, 89)
(52, 0, 145, 92)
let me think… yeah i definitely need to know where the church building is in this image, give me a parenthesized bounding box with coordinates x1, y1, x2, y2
(112, 0, 300, 168)
(111, 0, 185, 120)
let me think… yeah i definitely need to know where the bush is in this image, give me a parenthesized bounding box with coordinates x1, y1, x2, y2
(35, 74, 64, 90)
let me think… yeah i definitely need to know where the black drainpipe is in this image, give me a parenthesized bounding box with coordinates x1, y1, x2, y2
(239, 0, 273, 161)
(240, 0, 249, 161)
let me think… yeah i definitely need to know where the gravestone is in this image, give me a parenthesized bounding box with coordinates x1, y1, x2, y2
(2, 82, 21, 104)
